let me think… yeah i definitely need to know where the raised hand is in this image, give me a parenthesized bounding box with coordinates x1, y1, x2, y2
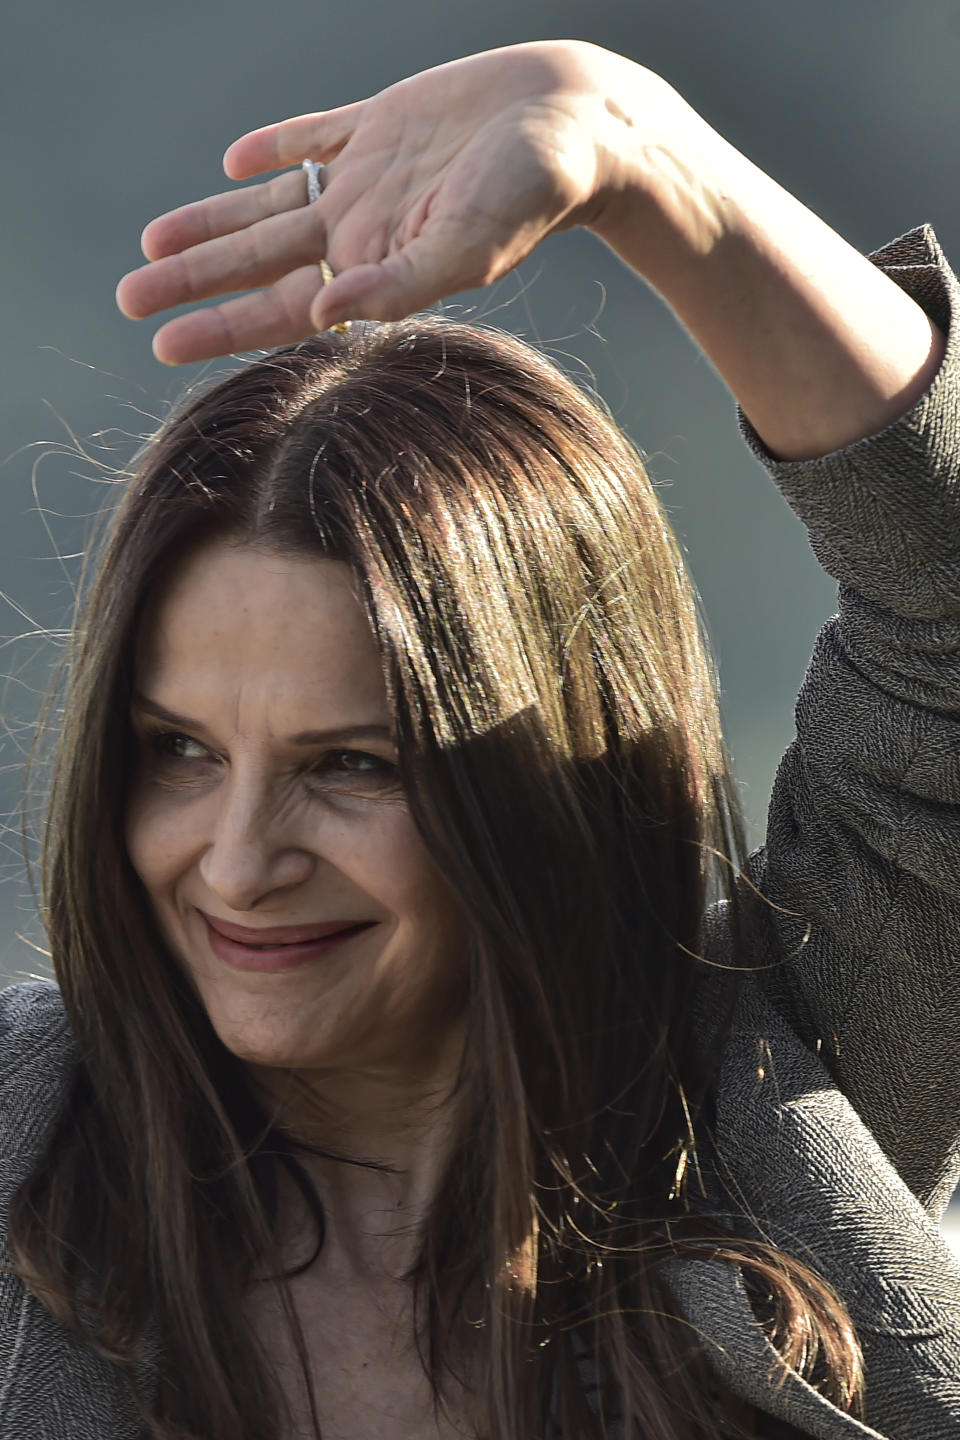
(115, 41, 637, 364)
(116, 37, 941, 462)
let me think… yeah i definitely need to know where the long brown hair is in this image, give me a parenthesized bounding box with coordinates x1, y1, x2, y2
(9, 318, 862, 1438)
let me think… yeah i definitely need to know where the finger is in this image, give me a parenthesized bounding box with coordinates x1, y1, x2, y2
(117, 204, 326, 320)
(151, 266, 328, 365)
(140, 170, 308, 261)
(309, 223, 510, 329)
(223, 102, 364, 179)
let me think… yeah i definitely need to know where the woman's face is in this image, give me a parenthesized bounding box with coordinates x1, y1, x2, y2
(126, 538, 467, 1081)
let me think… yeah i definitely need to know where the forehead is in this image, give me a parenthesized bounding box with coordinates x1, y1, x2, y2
(135, 540, 388, 722)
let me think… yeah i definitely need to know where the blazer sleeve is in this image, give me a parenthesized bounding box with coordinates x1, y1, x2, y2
(736, 225, 960, 1218)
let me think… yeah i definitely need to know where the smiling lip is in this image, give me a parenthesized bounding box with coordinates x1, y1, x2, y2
(200, 911, 375, 973)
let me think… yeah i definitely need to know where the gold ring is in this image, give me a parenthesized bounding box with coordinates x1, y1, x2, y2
(319, 259, 351, 335)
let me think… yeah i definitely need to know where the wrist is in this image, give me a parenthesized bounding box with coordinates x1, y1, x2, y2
(578, 72, 944, 459)
(582, 72, 741, 282)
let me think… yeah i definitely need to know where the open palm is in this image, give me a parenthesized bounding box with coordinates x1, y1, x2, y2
(116, 42, 616, 364)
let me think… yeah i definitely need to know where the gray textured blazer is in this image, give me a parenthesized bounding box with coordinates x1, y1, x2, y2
(1, 226, 959, 1439)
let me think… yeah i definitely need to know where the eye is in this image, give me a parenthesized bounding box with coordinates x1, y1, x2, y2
(147, 730, 209, 762)
(309, 749, 399, 787)
(335, 751, 383, 772)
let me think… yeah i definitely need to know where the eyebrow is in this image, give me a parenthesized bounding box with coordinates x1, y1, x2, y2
(130, 693, 394, 748)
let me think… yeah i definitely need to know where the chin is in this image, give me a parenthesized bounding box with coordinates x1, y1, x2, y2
(198, 989, 337, 1071)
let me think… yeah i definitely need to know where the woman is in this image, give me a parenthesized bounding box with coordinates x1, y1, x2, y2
(1, 37, 957, 1440)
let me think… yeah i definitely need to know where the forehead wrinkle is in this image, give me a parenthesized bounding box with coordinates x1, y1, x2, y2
(139, 672, 391, 755)
(135, 542, 391, 744)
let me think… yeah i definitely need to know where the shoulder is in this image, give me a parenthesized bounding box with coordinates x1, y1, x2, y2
(0, 980, 74, 1081)
(679, 937, 960, 1435)
(696, 905, 933, 1221)
(0, 988, 150, 1436)
(0, 981, 78, 1179)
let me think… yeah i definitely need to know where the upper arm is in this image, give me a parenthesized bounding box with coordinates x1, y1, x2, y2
(748, 594, 960, 1216)
(737, 226, 960, 1216)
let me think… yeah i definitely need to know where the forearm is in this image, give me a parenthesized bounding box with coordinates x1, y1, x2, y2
(586, 67, 946, 461)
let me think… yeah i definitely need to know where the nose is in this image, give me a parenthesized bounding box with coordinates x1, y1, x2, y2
(198, 775, 314, 912)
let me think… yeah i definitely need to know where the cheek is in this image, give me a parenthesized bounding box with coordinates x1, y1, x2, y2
(388, 820, 464, 942)
(125, 782, 204, 895)
(347, 807, 462, 933)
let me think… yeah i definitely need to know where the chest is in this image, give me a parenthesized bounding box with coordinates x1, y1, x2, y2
(244, 1276, 481, 1440)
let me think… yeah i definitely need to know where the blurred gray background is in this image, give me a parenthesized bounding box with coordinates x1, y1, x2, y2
(2, 1, 960, 1229)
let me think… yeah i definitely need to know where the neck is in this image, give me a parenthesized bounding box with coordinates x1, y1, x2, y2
(249, 1024, 466, 1282)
